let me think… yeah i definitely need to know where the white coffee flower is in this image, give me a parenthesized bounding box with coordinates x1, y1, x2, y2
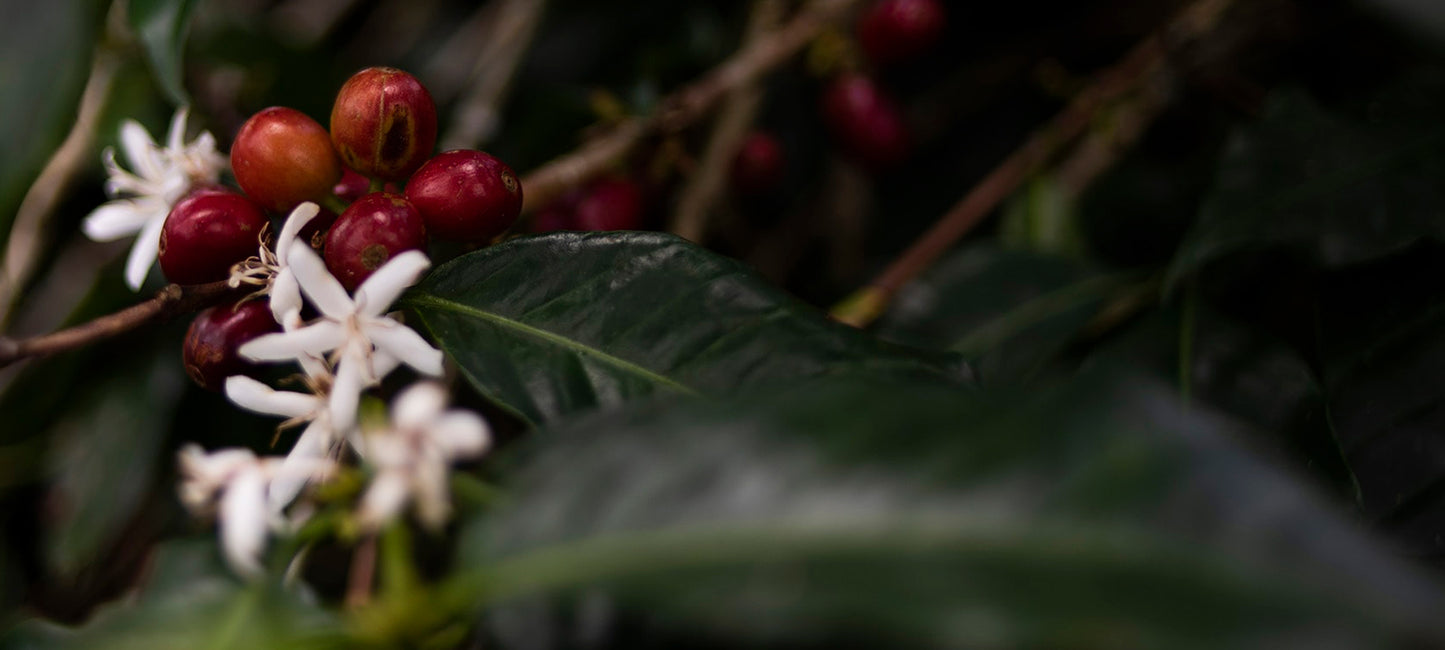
(228, 202, 322, 329)
(224, 375, 351, 514)
(83, 108, 226, 290)
(356, 382, 491, 531)
(177, 444, 332, 578)
(239, 245, 443, 433)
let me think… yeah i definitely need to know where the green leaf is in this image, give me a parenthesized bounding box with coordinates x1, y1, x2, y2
(0, 0, 105, 240)
(1167, 89, 1445, 289)
(43, 343, 187, 575)
(128, 0, 198, 106)
(2, 539, 346, 650)
(402, 232, 966, 424)
(876, 245, 1135, 383)
(457, 374, 1445, 648)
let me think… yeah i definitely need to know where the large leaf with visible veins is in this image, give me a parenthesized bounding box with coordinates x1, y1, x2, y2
(402, 232, 966, 424)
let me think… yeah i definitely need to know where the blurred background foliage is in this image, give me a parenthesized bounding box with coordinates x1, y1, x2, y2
(6, 0, 1445, 647)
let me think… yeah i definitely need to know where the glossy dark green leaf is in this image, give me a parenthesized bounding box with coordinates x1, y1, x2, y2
(0, 0, 105, 240)
(2, 539, 346, 650)
(128, 0, 197, 106)
(1167, 90, 1445, 288)
(43, 344, 186, 574)
(458, 373, 1445, 649)
(402, 232, 966, 424)
(1089, 303, 1358, 501)
(876, 245, 1134, 383)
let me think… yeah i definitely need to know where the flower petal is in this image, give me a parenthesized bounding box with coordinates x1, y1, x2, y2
(392, 382, 447, 432)
(224, 376, 319, 419)
(411, 461, 452, 531)
(219, 469, 270, 578)
(267, 419, 333, 513)
(166, 107, 189, 154)
(287, 245, 355, 320)
(355, 251, 430, 317)
(82, 201, 152, 241)
(269, 268, 303, 328)
(240, 321, 345, 362)
(275, 202, 320, 261)
(430, 411, 491, 459)
(366, 320, 444, 376)
(329, 355, 365, 433)
(356, 470, 410, 531)
(118, 119, 161, 180)
(123, 212, 167, 291)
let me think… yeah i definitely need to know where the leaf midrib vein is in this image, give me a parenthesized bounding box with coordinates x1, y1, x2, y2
(404, 293, 698, 395)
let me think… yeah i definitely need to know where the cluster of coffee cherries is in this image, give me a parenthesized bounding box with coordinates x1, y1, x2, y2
(175, 66, 522, 390)
(821, 0, 944, 170)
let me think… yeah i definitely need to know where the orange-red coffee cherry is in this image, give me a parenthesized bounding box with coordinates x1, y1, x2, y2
(183, 300, 281, 391)
(323, 193, 427, 291)
(159, 187, 268, 285)
(730, 131, 785, 196)
(821, 74, 910, 169)
(405, 150, 522, 243)
(330, 67, 437, 181)
(574, 178, 644, 231)
(231, 107, 342, 213)
(857, 0, 946, 65)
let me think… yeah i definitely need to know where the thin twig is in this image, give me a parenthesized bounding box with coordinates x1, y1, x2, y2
(0, 49, 121, 329)
(438, 0, 550, 149)
(345, 534, 378, 610)
(0, 280, 239, 369)
(519, 0, 859, 213)
(669, 0, 785, 242)
(830, 0, 1239, 327)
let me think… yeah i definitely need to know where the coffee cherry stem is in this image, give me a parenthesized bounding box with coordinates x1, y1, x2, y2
(321, 193, 350, 215)
(368, 177, 385, 194)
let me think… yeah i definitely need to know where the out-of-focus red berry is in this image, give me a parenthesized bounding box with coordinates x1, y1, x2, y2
(574, 178, 644, 231)
(330, 67, 437, 181)
(159, 187, 268, 284)
(183, 300, 280, 391)
(333, 167, 371, 204)
(231, 107, 342, 213)
(730, 131, 786, 196)
(821, 75, 910, 169)
(857, 0, 946, 65)
(405, 150, 523, 243)
(323, 193, 427, 291)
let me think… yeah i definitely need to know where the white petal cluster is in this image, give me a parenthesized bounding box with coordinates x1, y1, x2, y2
(83, 108, 226, 290)
(356, 382, 491, 531)
(177, 444, 334, 577)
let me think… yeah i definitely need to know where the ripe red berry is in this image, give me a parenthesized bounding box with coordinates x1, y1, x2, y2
(857, 0, 946, 65)
(183, 300, 281, 391)
(158, 187, 269, 285)
(730, 131, 785, 196)
(231, 107, 343, 213)
(574, 178, 644, 231)
(821, 75, 910, 169)
(330, 67, 437, 181)
(323, 193, 427, 291)
(405, 150, 523, 243)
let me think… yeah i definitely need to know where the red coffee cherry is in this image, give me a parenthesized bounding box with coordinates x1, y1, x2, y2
(574, 178, 644, 231)
(405, 150, 523, 243)
(333, 167, 371, 204)
(158, 187, 269, 285)
(821, 74, 910, 169)
(231, 107, 343, 213)
(183, 300, 281, 391)
(730, 131, 785, 196)
(330, 67, 437, 181)
(857, 0, 946, 65)
(323, 193, 427, 291)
